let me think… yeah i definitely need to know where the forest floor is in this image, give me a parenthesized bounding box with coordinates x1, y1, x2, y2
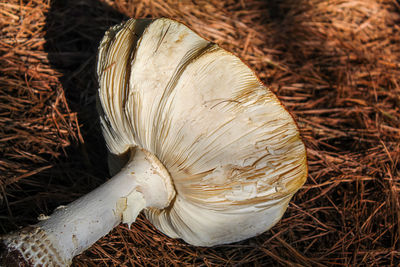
(1, 0, 399, 266)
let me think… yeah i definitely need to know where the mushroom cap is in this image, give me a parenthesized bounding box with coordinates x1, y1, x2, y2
(97, 18, 307, 246)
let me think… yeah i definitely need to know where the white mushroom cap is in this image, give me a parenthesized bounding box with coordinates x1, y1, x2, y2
(97, 18, 307, 246)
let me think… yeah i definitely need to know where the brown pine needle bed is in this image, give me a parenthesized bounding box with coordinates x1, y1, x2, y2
(1, 0, 399, 266)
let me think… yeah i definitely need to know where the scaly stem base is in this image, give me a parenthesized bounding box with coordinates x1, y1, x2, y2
(1, 148, 174, 266)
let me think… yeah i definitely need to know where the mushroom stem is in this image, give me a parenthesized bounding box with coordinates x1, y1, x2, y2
(0, 148, 175, 266)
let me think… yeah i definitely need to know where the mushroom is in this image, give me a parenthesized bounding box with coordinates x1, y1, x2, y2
(0, 18, 307, 266)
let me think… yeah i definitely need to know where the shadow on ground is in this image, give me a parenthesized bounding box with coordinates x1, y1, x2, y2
(1, 0, 129, 230)
(44, 2, 128, 185)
